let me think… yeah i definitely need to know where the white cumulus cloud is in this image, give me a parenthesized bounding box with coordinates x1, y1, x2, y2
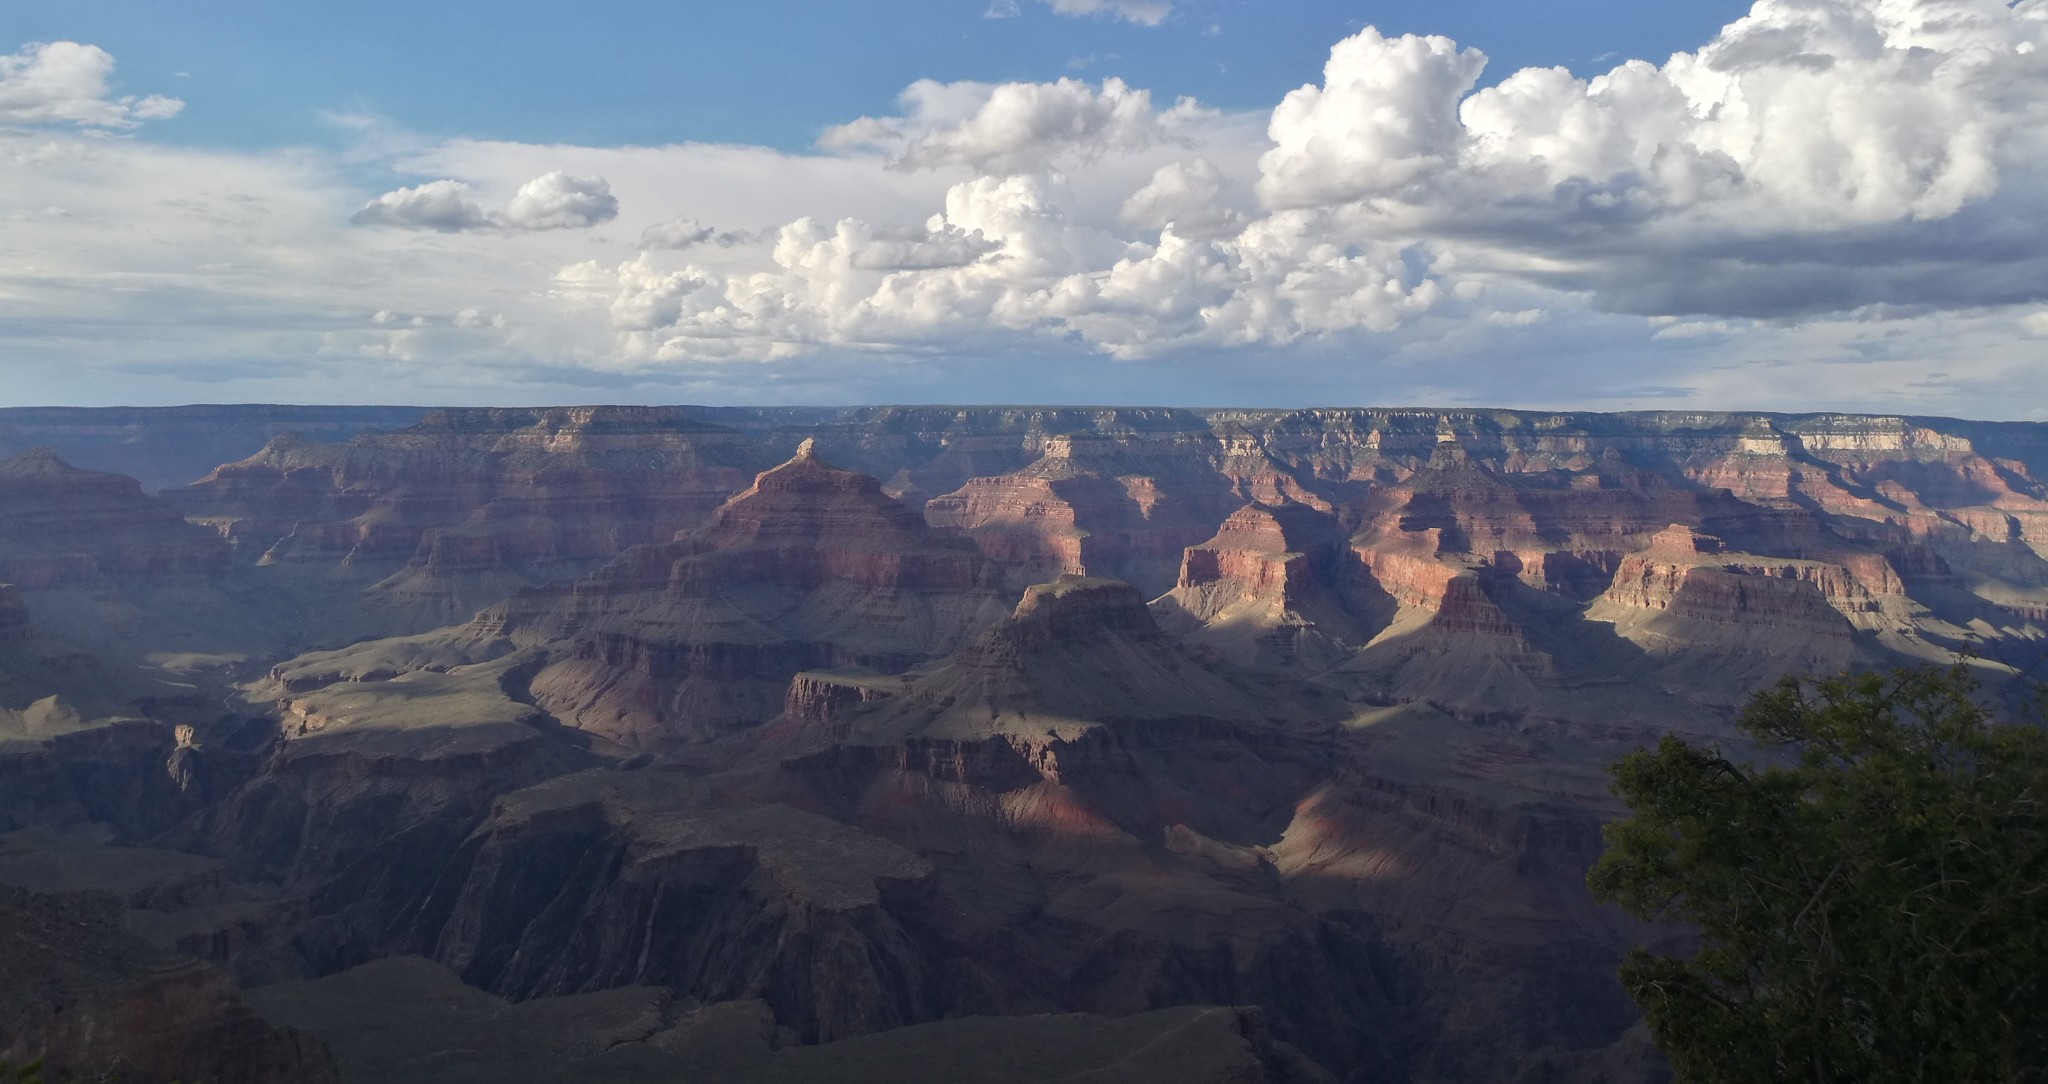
(1259, 29, 1488, 209)
(499, 170, 619, 230)
(586, 172, 1441, 363)
(1252, 0, 2048, 318)
(352, 171, 618, 232)
(0, 41, 183, 128)
(821, 76, 1212, 173)
(350, 179, 493, 231)
(1119, 157, 1245, 237)
(12, 7, 2048, 418)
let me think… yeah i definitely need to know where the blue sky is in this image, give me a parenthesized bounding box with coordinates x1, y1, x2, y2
(1, 0, 2045, 417)
(12, 2, 1749, 152)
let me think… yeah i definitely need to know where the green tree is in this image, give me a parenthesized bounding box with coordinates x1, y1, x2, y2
(1589, 666, 2048, 1083)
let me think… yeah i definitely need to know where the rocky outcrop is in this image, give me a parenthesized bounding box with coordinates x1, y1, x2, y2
(1155, 503, 1392, 671)
(1267, 725, 1650, 1081)
(773, 670, 905, 746)
(383, 579, 1389, 1071)
(431, 441, 1016, 747)
(0, 448, 229, 588)
(0, 720, 225, 839)
(842, 575, 1282, 746)
(428, 775, 938, 1041)
(1586, 525, 1866, 701)
(166, 407, 764, 630)
(924, 431, 1247, 596)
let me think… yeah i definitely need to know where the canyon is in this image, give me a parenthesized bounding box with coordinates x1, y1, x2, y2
(1, 403, 2043, 1083)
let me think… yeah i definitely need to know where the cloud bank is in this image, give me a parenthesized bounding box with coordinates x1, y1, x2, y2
(4, 1, 2048, 416)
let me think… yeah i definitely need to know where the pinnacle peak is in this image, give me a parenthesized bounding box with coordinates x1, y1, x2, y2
(0, 445, 83, 475)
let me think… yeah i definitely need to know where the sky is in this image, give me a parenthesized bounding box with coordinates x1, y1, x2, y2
(2, 0, 2045, 417)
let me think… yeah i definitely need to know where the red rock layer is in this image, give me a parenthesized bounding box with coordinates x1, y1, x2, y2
(1347, 573, 1562, 708)
(779, 671, 901, 740)
(480, 441, 1012, 746)
(1175, 503, 1329, 599)
(1659, 567, 1851, 634)
(1582, 524, 1864, 700)
(924, 433, 1249, 597)
(1153, 502, 1396, 672)
(1599, 524, 1909, 633)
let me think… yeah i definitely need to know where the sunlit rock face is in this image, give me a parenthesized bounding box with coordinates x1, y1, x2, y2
(923, 429, 1246, 598)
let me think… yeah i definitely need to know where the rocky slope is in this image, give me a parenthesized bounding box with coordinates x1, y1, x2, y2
(391, 439, 1015, 746)
(1153, 502, 1390, 672)
(924, 427, 1246, 596)
(0, 447, 230, 590)
(6, 403, 2048, 1083)
(0, 884, 338, 1083)
(165, 406, 764, 632)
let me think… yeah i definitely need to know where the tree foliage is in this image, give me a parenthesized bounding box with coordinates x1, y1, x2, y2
(1589, 666, 2048, 1083)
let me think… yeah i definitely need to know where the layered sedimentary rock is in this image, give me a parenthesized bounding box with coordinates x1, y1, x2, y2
(702, 406, 1224, 514)
(1154, 502, 1390, 671)
(1132, 420, 2043, 720)
(498, 441, 1011, 746)
(380, 576, 1393, 1073)
(10, 404, 2048, 1084)
(844, 574, 1282, 743)
(167, 407, 763, 629)
(430, 774, 938, 1041)
(0, 450, 272, 725)
(0, 447, 230, 589)
(924, 430, 1248, 596)
(279, 441, 1013, 749)
(176, 664, 597, 986)
(1585, 525, 1870, 700)
(135, 403, 2048, 674)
